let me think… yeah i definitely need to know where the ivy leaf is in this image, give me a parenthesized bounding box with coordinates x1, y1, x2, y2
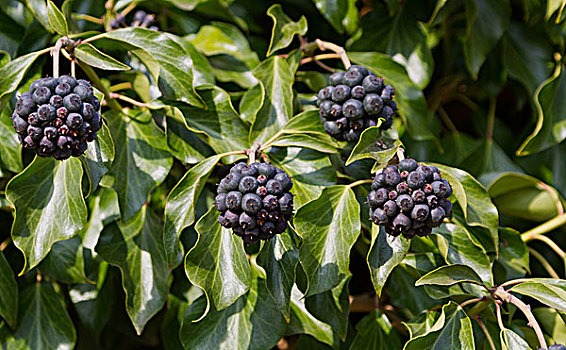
(404, 311, 441, 339)
(164, 155, 221, 267)
(80, 122, 114, 197)
(463, 0, 510, 78)
(508, 279, 566, 312)
(69, 278, 115, 339)
(250, 56, 294, 145)
(239, 83, 264, 124)
(164, 106, 214, 165)
(0, 251, 17, 329)
(501, 328, 531, 350)
(38, 236, 89, 284)
(26, 0, 52, 33)
(404, 302, 474, 349)
(367, 225, 410, 296)
(104, 110, 172, 221)
(75, 43, 130, 71)
(95, 206, 170, 334)
(496, 227, 529, 280)
(546, 0, 566, 20)
(103, 28, 204, 107)
(0, 283, 76, 349)
(415, 264, 485, 287)
(46, 0, 68, 35)
(6, 157, 87, 272)
(350, 311, 402, 348)
(346, 129, 402, 166)
(349, 52, 435, 142)
(185, 208, 252, 312)
(295, 185, 360, 296)
(81, 187, 120, 250)
(312, 0, 359, 35)
(0, 108, 23, 173)
(0, 51, 41, 106)
(266, 4, 307, 56)
(257, 229, 299, 320)
(177, 86, 250, 157)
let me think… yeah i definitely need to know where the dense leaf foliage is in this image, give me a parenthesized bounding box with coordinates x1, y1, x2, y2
(0, 0, 565, 349)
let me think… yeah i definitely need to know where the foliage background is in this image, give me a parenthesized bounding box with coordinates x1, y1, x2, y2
(0, 0, 565, 349)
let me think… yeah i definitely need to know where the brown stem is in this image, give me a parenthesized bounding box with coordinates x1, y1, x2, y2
(300, 53, 341, 65)
(459, 296, 485, 308)
(0, 237, 12, 251)
(315, 39, 351, 69)
(109, 92, 149, 108)
(52, 37, 69, 78)
(475, 316, 496, 350)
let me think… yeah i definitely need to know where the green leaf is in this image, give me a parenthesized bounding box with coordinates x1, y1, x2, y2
(185, 208, 252, 312)
(250, 56, 294, 145)
(177, 86, 250, 156)
(404, 311, 441, 339)
(38, 236, 89, 284)
(346, 129, 402, 166)
(175, 37, 216, 87)
(508, 279, 566, 312)
(404, 302, 474, 350)
(239, 84, 264, 124)
(104, 110, 172, 221)
(295, 185, 360, 296)
(415, 264, 485, 287)
(501, 328, 531, 350)
(546, 0, 566, 20)
(75, 43, 130, 71)
(6, 157, 87, 272)
(80, 122, 114, 197)
(349, 52, 435, 142)
(312, 0, 359, 34)
(46, 0, 67, 35)
(0, 252, 17, 329)
(0, 108, 23, 173)
(95, 206, 170, 334)
(0, 51, 41, 105)
(367, 225, 410, 296)
(463, 0, 510, 77)
(82, 187, 120, 250)
(486, 172, 563, 222)
(180, 274, 286, 350)
(257, 229, 299, 320)
(164, 155, 221, 267)
(25, 0, 52, 32)
(435, 223, 494, 287)
(103, 28, 204, 107)
(349, 310, 402, 349)
(435, 164, 499, 254)
(0, 283, 76, 349)
(165, 106, 214, 164)
(517, 65, 566, 156)
(266, 4, 307, 56)
(69, 279, 115, 339)
(285, 285, 334, 347)
(496, 227, 529, 280)
(533, 308, 566, 344)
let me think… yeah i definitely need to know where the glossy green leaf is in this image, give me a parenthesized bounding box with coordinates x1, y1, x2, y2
(346, 129, 402, 166)
(177, 38, 216, 87)
(80, 122, 114, 197)
(415, 264, 485, 287)
(81, 187, 120, 250)
(164, 155, 221, 267)
(257, 229, 299, 319)
(312, 0, 358, 34)
(0, 108, 23, 173)
(46, 0, 67, 35)
(75, 43, 130, 71)
(533, 308, 566, 344)
(250, 56, 294, 144)
(517, 65, 566, 156)
(546, 0, 566, 20)
(0, 51, 41, 105)
(103, 28, 204, 107)
(0, 252, 17, 329)
(25, 0, 51, 32)
(497, 227, 529, 280)
(509, 279, 566, 312)
(0, 283, 76, 349)
(295, 185, 360, 296)
(104, 110, 172, 221)
(266, 4, 307, 56)
(349, 52, 435, 141)
(185, 208, 252, 312)
(349, 310, 402, 349)
(404, 311, 441, 339)
(38, 236, 89, 284)
(95, 206, 170, 334)
(463, 0, 510, 77)
(6, 157, 87, 272)
(165, 106, 213, 164)
(69, 279, 115, 339)
(239, 84, 264, 124)
(501, 328, 531, 350)
(404, 302, 474, 350)
(367, 225, 410, 296)
(180, 273, 285, 350)
(178, 86, 250, 156)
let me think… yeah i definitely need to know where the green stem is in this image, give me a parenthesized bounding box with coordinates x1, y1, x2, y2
(486, 98, 496, 141)
(475, 316, 496, 350)
(315, 39, 351, 69)
(528, 247, 560, 279)
(522, 213, 566, 241)
(348, 179, 372, 188)
(77, 61, 122, 112)
(218, 150, 247, 159)
(259, 131, 285, 151)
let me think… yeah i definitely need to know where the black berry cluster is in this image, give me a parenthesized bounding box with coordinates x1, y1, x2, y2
(215, 162, 294, 243)
(317, 65, 397, 143)
(367, 159, 453, 239)
(110, 10, 158, 31)
(539, 345, 566, 350)
(12, 76, 102, 160)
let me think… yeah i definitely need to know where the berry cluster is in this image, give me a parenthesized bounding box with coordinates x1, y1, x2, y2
(367, 159, 453, 239)
(215, 162, 294, 243)
(317, 65, 397, 143)
(539, 345, 566, 350)
(12, 76, 102, 160)
(110, 10, 158, 31)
